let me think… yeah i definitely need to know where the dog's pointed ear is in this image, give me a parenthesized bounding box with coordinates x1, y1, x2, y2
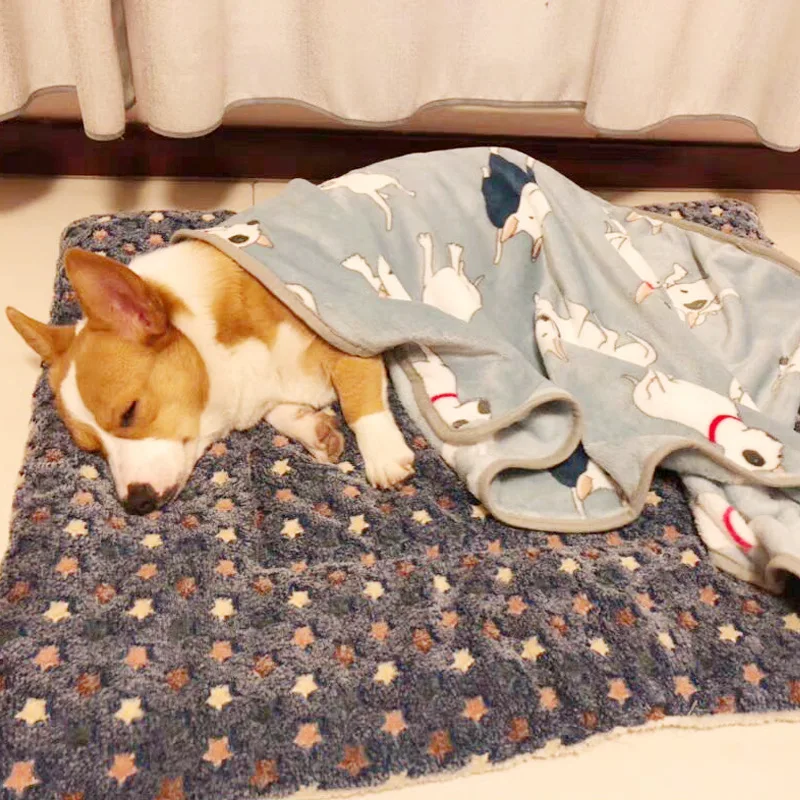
(6, 307, 75, 364)
(64, 249, 167, 343)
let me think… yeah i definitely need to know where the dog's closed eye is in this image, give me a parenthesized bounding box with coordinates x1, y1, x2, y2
(121, 401, 138, 428)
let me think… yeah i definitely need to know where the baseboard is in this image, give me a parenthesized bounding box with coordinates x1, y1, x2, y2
(1, 119, 798, 189)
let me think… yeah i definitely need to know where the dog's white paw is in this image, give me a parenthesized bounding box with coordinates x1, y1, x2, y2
(352, 411, 414, 488)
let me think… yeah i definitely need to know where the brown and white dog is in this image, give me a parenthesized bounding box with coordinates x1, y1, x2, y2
(6, 242, 414, 514)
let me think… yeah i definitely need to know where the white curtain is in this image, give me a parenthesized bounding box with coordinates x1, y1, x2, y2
(2, 0, 800, 150)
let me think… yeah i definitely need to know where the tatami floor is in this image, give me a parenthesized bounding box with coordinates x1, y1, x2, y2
(1, 176, 798, 799)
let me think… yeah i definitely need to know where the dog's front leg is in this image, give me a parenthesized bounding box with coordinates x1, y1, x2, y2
(330, 353, 414, 488)
(265, 404, 345, 464)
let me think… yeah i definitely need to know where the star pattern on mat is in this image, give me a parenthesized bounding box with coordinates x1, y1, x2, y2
(203, 737, 233, 769)
(108, 753, 138, 786)
(2, 208, 798, 799)
(14, 698, 48, 726)
(3, 761, 40, 795)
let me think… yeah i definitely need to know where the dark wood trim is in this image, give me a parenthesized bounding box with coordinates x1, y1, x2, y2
(1, 119, 799, 189)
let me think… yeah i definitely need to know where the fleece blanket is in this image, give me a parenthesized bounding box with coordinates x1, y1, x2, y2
(175, 148, 800, 592)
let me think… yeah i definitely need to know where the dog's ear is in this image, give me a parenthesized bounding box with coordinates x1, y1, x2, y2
(64, 249, 167, 343)
(6, 307, 75, 364)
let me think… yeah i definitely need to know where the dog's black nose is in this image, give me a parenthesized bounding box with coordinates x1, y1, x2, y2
(124, 483, 159, 515)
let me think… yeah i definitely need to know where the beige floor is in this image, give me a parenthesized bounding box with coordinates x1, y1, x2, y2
(1, 177, 798, 798)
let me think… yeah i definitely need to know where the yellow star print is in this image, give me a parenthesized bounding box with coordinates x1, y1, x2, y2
(79, 465, 99, 480)
(14, 698, 48, 726)
(217, 527, 237, 543)
(64, 519, 88, 538)
(620, 556, 640, 572)
(521, 637, 546, 662)
(495, 567, 513, 584)
(719, 624, 743, 643)
(783, 613, 800, 633)
(43, 601, 71, 623)
(412, 510, 432, 525)
(206, 685, 233, 711)
(281, 518, 304, 539)
(211, 471, 229, 485)
(680, 550, 700, 567)
(271, 459, 292, 476)
(210, 597, 235, 621)
(127, 598, 154, 620)
(348, 515, 369, 535)
(288, 591, 311, 609)
(363, 581, 385, 601)
(433, 575, 451, 593)
(589, 638, 610, 657)
(141, 533, 163, 549)
(559, 558, 580, 575)
(451, 649, 475, 673)
(645, 491, 662, 507)
(114, 697, 144, 725)
(338, 461, 355, 474)
(291, 674, 318, 699)
(470, 504, 487, 520)
(374, 661, 399, 685)
(658, 632, 676, 651)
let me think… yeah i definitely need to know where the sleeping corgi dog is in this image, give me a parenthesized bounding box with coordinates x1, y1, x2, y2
(6, 242, 415, 514)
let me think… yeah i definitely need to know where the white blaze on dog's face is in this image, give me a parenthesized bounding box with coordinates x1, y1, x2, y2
(6, 249, 210, 515)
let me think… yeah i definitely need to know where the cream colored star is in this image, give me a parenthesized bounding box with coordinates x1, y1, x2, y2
(288, 590, 311, 609)
(281, 518, 304, 539)
(620, 556, 640, 572)
(496, 567, 513, 584)
(451, 648, 475, 673)
(217, 527, 237, 543)
(719, 624, 743, 643)
(14, 698, 48, 726)
(470, 504, 487, 520)
(291, 673, 318, 699)
(589, 638, 610, 657)
(64, 519, 88, 538)
(362, 581, 385, 601)
(710, 205, 724, 217)
(521, 636, 546, 661)
(559, 558, 580, 575)
(658, 632, 676, 651)
(141, 533, 163, 549)
(338, 461, 355, 474)
(680, 549, 700, 567)
(272, 459, 292, 476)
(348, 514, 369, 535)
(79, 465, 99, 480)
(645, 491, 662, 507)
(783, 613, 800, 633)
(114, 697, 144, 725)
(433, 575, 451, 593)
(211, 471, 229, 486)
(206, 684, 233, 711)
(210, 597, 235, 621)
(43, 601, 71, 623)
(412, 509, 432, 525)
(127, 598, 154, 621)
(374, 661, 399, 685)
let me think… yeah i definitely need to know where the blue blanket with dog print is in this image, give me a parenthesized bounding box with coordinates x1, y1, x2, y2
(175, 147, 800, 592)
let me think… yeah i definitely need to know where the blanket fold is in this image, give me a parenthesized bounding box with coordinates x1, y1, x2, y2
(174, 147, 800, 591)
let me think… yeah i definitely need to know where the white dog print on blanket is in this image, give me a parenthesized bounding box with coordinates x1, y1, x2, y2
(662, 264, 739, 328)
(320, 172, 415, 231)
(603, 219, 663, 304)
(413, 345, 491, 429)
(625, 210, 664, 234)
(341, 253, 411, 301)
(418, 233, 483, 322)
(534, 295, 657, 367)
(632, 369, 783, 471)
(481, 148, 552, 264)
(204, 220, 273, 248)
